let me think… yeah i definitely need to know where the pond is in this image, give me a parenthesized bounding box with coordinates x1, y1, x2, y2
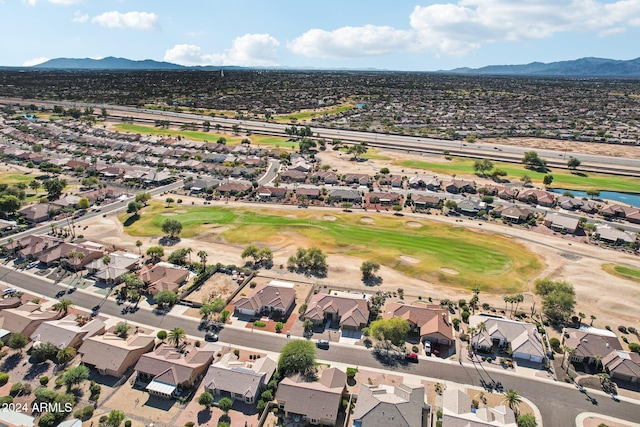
(552, 189, 640, 208)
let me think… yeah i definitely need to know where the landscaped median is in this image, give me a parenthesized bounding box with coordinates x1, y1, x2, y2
(119, 203, 542, 292)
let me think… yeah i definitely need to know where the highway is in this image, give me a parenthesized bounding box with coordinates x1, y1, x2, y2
(0, 263, 639, 427)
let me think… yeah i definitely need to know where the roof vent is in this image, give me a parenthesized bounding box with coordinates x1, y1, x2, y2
(582, 339, 588, 343)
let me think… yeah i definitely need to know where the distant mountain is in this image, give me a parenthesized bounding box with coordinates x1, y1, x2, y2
(445, 57, 640, 77)
(33, 57, 187, 70)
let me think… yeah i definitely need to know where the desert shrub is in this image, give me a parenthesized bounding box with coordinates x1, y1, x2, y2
(125, 421, 132, 427)
(628, 342, 640, 353)
(618, 326, 628, 334)
(0, 396, 12, 405)
(10, 382, 32, 397)
(605, 325, 612, 331)
(253, 321, 267, 328)
(550, 338, 561, 352)
(184, 423, 195, 427)
(73, 405, 94, 421)
(0, 372, 9, 385)
(233, 349, 240, 357)
(39, 376, 49, 386)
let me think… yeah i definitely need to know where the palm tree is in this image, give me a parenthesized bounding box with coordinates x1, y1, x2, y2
(578, 312, 586, 327)
(53, 299, 74, 316)
(590, 315, 596, 326)
(502, 389, 522, 414)
(503, 295, 510, 315)
(475, 321, 487, 349)
(197, 250, 208, 271)
(67, 250, 77, 274)
(136, 240, 143, 254)
(185, 247, 192, 264)
(102, 254, 111, 285)
(56, 347, 77, 365)
(168, 327, 186, 347)
(513, 294, 524, 316)
(75, 251, 85, 276)
(562, 345, 575, 373)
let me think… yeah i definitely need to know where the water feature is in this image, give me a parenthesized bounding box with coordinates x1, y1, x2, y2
(552, 189, 640, 208)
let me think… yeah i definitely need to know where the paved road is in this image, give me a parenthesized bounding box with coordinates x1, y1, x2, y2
(0, 265, 638, 427)
(257, 159, 281, 186)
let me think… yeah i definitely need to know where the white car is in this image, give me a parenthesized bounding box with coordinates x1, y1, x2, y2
(424, 340, 432, 355)
(3, 288, 17, 296)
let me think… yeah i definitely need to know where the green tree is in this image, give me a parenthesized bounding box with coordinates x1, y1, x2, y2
(56, 347, 77, 365)
(517, 413, 537, 427)
(522, 151, 547, 170)
(156, 330, 167, 342)
(165, 197, 174, 207)
(502, 389, 522, 414)
(360, 260, 381, 281)
(81, 177, 99, 188)
(370, 318, 410, 347)
(43, 179, 67, 199)
(77, 197, 90, 210)
(0, 195, 21, 216)
(346, 142, 368, 160)
(534, 278, 576, 322)
(520, 174, 532, 186)
(31, 342, 58, 362)
(218, 396, 233, 414)
(155, 290, 178, 308)
(53, 299, 74, 316)
(8, 333, 29, 352)
(146, 246, 165, 262)
(197, 250, 208, 270)
(473, 159, 494, 176)
(162, 218, 183, 238)
(114, 322, 131, 338)
(135, 192, 151, 206)
(62, 365, 90, 391)
(29, 179, 41, 194)
(198, 391, 214, 410)
(168, 327, 186, 347)
(103, 409, 126, 427)
(200, 298, 226, 319)
(278, 340, 317, 376)
(586, 189, 600, 199)
(543, 174, 554, 188)
(567, 157, 581, 171)
(127, 201, 143, 214)
(136, 240, 143, 254)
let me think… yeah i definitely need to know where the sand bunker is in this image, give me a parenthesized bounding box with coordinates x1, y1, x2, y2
(361, 216, 374, 224)
(441, 267, 459, 275)
(406, 221, 422, 228)
(324, 215, 336, 221)
(399, 255, 420, 264)
(175, 209, 188, 213)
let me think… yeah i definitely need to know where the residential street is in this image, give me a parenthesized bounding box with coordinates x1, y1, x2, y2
(1, 264, 639, 427)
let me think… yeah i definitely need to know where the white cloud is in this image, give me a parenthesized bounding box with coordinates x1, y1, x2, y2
(288, 0, 640, 58)
(91, 11, 158, 30)
(288, 25, 415, 58)
(163, 34, 280, 66)
(23, 57, 49, 67)
(72, 11, 88, 23)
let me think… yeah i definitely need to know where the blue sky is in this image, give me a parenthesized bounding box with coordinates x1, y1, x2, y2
(3, 0, 640, 70)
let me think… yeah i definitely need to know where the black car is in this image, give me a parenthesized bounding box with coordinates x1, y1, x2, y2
(205, 332, 219, 342)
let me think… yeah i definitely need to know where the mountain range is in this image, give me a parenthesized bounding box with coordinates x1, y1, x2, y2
(31, 56, 640, 77)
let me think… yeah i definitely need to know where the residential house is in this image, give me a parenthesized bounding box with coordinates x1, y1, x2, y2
(442, 389, 517, 427)
(445, 180, 476, 194)
(558, 196, 598, 213)
(328, 189, 362, 203)
(469, 315, 546, 363)
(216, 181, 252, 196)
(0, 410, 36, 427)
(562, 327, 623, 366)
(37, 242, 104, 270)
(490, 206, 534, 224)
(412, 194, 441, 210)
(352, 383, 425, 427)
(601, 204, 640, 224)
(296, 187, 321, 200)
(312, 171, 338, 185)
(134, 343, 218, 398)
(280, 169, 308, 183)
(30, 314, 105, 349)
(303, 292, 370, 330)
(50, 195, 81, 209)
(517, 189, 556, 207)
(79, 332, 156, 377)
(87, 252, 140, 284)
(367, 192, 401, 206)
(456, 198, 487, 216)
(594, 225, 636, 246)
(3, 235, 61, 259)
(390, 175, 404, 188)
(409, 175, 441, 191)
(203, 353, 277, 404)
(256, 186, 287, 200)
(602, 351, 640, 384)
(139, 263, 190, 296)
(0, 303, 60, 337)
(185, 178, 221, 193)
(275, 368, 347, 426)
(344, 173, 370, 186)
(234, 281, 296, 317)
(18, 203, 50, 224)
(383, 302, 453, 346)
(544, 213, 580, 234)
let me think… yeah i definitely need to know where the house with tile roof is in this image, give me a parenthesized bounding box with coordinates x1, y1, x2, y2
(562, 327, 623, 366)
(30, 314, 105, 349)
(602, 350, 640, 384)
(0, 303, 60, 337)
(303, 292, 370, 331)
(79, 332, 156, 377)
(275, 368, 346, 426)
(203, 353, 277, 404)
(469, 315, 546, 363)
(139, 263, 190, 296)
(383, 302, 453, 346)
(352, 383, 425, 427)
(442, 389, 517, 427)
(234, 281, 296, 317)
(134, 343, 219, 398)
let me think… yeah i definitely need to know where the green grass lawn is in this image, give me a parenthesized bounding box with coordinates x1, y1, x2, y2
(602, 264, 640, 284)
(1, 173, 35, 184)
(273, 105, 355, 123)
(395, 158, 640, 193)
(121, 203, 541, 292)
(113, 124, 294, 149)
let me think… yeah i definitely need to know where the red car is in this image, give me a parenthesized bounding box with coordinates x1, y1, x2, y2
(405, 352, 419, 362)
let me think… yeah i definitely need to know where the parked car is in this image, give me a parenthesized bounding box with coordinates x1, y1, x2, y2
(316, 339, 330, 349)
(405, 352, 419, 362)
(3, 288, 17, 296)
(205, 332, 218, 342)
(26, 261, 39, 269)
(424, 340, 432, 356)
